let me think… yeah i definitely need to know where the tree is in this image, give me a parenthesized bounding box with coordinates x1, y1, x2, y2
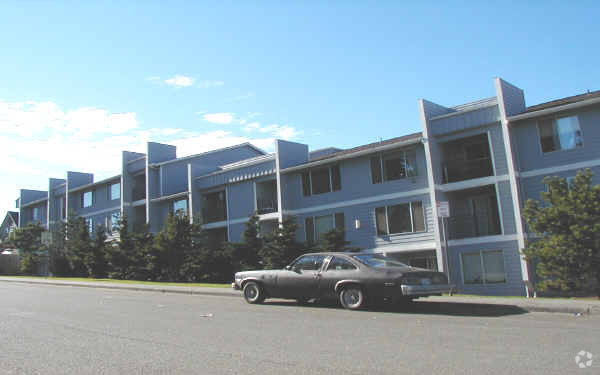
(64, 215, 92, 277)
(48, 221, 72, 276)
(106, 214, 152, 280)
(320, 228, 351, 252)
(152, 213, 194, 281)
(232, 213, 263, 271)
(85, 225, 109, 278)
(522, 169, 600, 297)
(13, 223, 44, 274)
(259, 217, 305, 269)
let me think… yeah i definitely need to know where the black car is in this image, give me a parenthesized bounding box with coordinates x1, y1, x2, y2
(232, 252, 455, 310)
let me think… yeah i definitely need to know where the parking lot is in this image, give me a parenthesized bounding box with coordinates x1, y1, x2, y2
(1, 283, 598, 374)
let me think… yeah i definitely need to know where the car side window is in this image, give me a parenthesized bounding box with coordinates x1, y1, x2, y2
(326, 257, 357, 271)
(294, 255, 326, 271)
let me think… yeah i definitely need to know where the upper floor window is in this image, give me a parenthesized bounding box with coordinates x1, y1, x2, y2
(109, 182, 121, 201)
(33, 207, 41, 221)
(305, 212, 345, 243)
(171, 198, 188, 216)
(375, 201, 425, 236)
(370, 149, 417, 184)
(302, 165, 341, 196)
(538, 115, 583, 153)
(82, 190, 94, 208)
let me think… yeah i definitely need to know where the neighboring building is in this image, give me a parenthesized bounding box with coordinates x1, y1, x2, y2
(9, 78, 600, 295)
(0, 211, 18, 243)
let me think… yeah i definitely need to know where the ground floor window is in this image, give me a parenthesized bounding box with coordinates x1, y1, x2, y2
(461, 250, 506, 284)
(305, 212, 344, 243)
(171, 198, 188, 216)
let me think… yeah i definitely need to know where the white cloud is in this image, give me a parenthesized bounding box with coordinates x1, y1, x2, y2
(242, 121, 300, 140)
(202, 112, 235, 124)
(164, 75, 195, 87)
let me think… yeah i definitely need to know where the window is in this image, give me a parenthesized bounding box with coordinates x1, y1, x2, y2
(33, 207, 41, 221)
(109, 212, 121, 233)
(538, 115, 583, 153)
(82, 191, 94, 208)
(109, 182, 121, 200)
(370, 149, 417, 184)
(292, 255, 327, 271)
(327, 257, 357, 271)
(375, 201, 425, 235)
(301, 165, 341, 196)
(461, 250, 506, 284)
(305, 212, 345, 243)
(171, 199, 188, 216)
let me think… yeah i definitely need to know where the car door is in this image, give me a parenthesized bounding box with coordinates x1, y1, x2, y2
(277, 255, 327, 299)
(318, 256, 359, 298)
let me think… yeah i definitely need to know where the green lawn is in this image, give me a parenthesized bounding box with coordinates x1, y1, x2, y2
(2, 276, 230, 288)
(447, 293, 599, 301)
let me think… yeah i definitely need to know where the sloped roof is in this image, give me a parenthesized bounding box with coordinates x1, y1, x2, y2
(525, 90, 600, 113)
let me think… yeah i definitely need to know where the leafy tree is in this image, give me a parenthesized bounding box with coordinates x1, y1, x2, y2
(13, 223, 44, 274)
(259, 217, 305, 269)
(522, 169, 600, 296)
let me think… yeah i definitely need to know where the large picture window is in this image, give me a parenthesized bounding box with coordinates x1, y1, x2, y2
(375, 201, 425, 235)
(538, 115, 583, 153)
(461, 250, 506, 284)
(370, 149, 417, 184)
(302, 165, 341, 196)
(305, 212, 345, 243)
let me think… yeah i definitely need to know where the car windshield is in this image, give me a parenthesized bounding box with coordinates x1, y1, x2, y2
(352, 254, 408, 268)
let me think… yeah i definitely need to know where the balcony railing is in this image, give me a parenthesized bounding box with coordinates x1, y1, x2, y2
(447, 213, 501, 240)
(202, 205, 227, 224)
(256, 198, 278, 215)
(442, 157, 493, 184)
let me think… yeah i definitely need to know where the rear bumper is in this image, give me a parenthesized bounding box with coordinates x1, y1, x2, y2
(401, 284, 455, 296)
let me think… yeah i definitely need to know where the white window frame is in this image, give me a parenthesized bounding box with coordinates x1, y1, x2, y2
(370, 149, 417, 184)
(302, 165, 341, 196)
(536, 114, 584, 154)
(459, 249, 507, 285)
(109, 182, 121, 201)
(82, 190, 94, 208)
(375, 201, 426, 236)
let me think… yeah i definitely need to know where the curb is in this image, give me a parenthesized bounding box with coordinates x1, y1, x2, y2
(0, 278, 239, 298)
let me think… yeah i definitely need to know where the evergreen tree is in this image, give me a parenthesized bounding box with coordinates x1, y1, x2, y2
(320, 228, 351, 252)
(85, 225, 109, 278)
(48, 221, 71, 276)
(153, 213, 193, 281)
(523, 169, 600, 296)
(232, 213, 263, 271)
(64, 215, 92, 277)
(259, 217, 305, 269)
(13, 223, 44, 274)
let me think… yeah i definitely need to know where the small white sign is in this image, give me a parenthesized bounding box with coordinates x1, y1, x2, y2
(437, 201, 450, 218)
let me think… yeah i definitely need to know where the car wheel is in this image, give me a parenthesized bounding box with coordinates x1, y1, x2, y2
(243, 281, 265, 304)
(339, 286, 364, 310)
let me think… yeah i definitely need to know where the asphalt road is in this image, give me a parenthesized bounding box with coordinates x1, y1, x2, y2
(1, 283, 598, 375)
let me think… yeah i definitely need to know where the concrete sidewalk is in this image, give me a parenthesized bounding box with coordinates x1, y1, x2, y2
(1, 276, 598, 315)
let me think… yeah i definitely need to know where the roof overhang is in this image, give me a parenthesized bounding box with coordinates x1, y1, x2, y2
(508, 97, 600, 122)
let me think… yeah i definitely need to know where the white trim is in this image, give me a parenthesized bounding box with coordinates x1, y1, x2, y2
(202, 219, 229, 229)
(159, 166, 163, 196)
(436, 174, 509, 192)
(519, 158, 600, 178)
(150, 191, 188, 203)
(225, 185, 231, 240)
(508, 96, 600, 122)
(448, 234, 518, 247)
(494, 182, 505, 235)
(284, 187, 430, 216)
(486, 131, 497, 176)
(187, 164, 194, 224)
(78, 206, 121, 219)
(132, 199, 146, 207)
(253, 181, 257, 212)
(369, 241, 437, 253)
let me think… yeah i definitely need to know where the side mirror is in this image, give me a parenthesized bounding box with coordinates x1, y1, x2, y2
(285, 265, 293, 271)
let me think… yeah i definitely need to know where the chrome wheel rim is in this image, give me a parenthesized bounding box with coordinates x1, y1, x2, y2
(342, 289, 360, 307)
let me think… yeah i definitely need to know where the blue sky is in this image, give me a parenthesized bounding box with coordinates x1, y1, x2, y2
(1, 1, 599, 217)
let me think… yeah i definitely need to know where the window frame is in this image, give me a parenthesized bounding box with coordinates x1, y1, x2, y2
(301, 164, 342, 196)
(82, 190, 94, 208)
(304, 212, 345, 243)
(171, 198, 188, 216)
(109, 182, 121, 201)
(370, 149, 417, 184)
(536, 114, 584, 154)
(375, 201, 426, 236)
(460, 249, 507, 285)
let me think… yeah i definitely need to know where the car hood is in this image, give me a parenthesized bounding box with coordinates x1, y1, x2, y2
(235, 269, 281, 278)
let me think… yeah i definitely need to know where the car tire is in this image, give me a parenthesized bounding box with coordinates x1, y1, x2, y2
(339, 286, 365, 310)
(243, 281, 265, 304)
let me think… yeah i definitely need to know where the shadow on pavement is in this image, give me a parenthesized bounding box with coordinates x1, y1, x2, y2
(263, 299, 528, 317)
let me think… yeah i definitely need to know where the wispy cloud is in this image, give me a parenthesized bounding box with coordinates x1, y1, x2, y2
(243, 122, 300, 139)
(164, 75, 195, 87)
(202, 112, 235, 124)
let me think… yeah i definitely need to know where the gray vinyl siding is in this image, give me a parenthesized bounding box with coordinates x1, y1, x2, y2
(429, 105, 501, 136)
(295, 193, 434, 251)
(72, 180, 121, 217)
(512, 105, 600, 172)
(448, 240, 525, 296)
(282, 145, 428, 211)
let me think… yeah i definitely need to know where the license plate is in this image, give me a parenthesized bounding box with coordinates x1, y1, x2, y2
(422, 278, 431, 285)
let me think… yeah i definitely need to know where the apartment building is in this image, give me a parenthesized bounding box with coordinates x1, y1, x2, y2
(12, 77, 600, 295)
